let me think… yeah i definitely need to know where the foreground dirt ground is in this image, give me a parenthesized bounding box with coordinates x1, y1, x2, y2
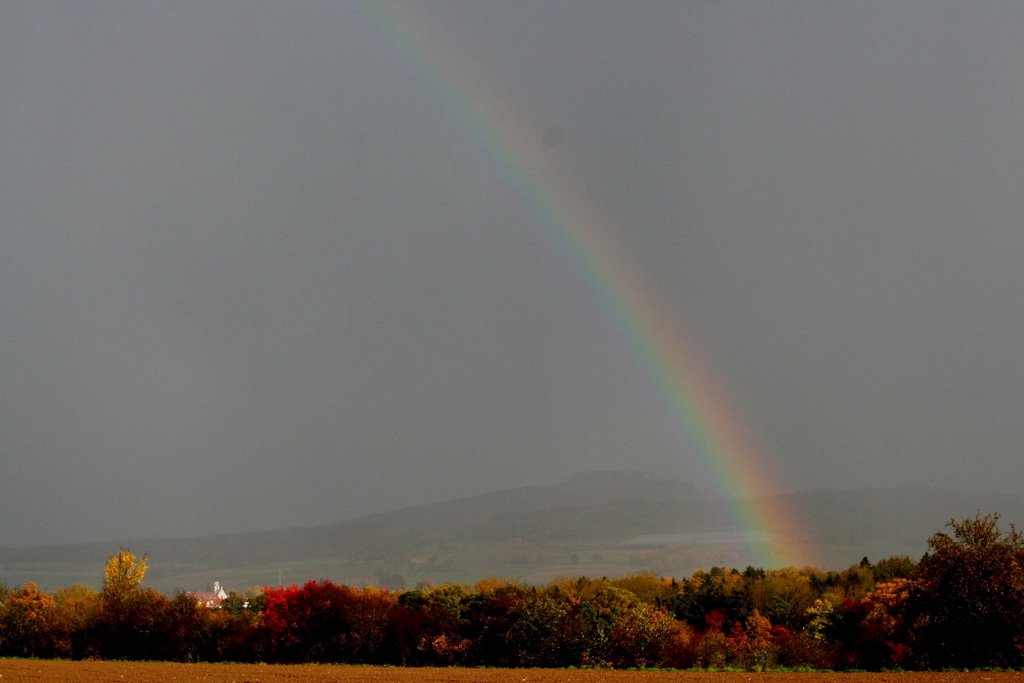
(1, 660, 1022, 683)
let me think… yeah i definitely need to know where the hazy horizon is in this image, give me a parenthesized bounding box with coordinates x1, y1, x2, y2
(4, 1, 1024, 547)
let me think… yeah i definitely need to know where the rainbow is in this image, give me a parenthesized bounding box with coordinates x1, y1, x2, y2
(360, 1, 808, 568)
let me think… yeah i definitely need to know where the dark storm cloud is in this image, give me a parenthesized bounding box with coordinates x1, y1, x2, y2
(2, 1, 1023, 546)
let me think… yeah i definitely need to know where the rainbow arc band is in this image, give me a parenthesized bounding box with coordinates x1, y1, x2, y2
(360, 1, 808, 569)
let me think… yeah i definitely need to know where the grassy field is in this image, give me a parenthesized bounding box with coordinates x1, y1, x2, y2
(1, 660, 1022, 682)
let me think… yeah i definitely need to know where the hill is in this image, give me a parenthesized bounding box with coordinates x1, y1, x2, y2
(3, 471, 1023, 593)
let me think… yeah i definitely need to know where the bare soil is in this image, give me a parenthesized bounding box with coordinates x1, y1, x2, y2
(1, 660, 1021, 683)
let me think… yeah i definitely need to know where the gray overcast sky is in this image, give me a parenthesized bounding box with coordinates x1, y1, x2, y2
(3, 1, 1024, 546)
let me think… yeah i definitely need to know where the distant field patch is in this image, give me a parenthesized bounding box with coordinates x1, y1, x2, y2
(622, 531, 772, 546)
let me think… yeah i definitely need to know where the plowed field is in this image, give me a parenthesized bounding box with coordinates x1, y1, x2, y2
(1, 660, 1020, 683)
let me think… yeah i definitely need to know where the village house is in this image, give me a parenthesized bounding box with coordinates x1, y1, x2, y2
(189, 580, 228, 608)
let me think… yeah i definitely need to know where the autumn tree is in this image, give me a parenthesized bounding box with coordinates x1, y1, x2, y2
(205, 602, 261, 663)
(102, 547, 149, 598)
(727, 609, 776, 671)
(610, 571, 674, 604)
(92, 587, 174, 660)
(870, 555, 917, 583)
(343, 586, 399, 663)
(496, 588, 567, 667)
(856, 577, 914, 669)
(605, 601, 679, 668)
(670, 567, 750, 630)
(908, 513, 1024, 668)
(0, 582, 56, 657)
(258, 580, 398, 664)
(749, 567, 820, 629)
(460, 581, 533, 666)
(394, 584, 470, 665)
(166, 591, 213, 662)
(693, 609, 729, 669)
(93, 548, 173, 660)
(51, 584, 100, 659)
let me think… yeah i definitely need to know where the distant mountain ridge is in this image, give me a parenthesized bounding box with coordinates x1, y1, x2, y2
(3, 472, 1023, 592)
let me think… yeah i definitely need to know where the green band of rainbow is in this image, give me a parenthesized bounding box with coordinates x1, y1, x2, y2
(361, 1, 808, 569)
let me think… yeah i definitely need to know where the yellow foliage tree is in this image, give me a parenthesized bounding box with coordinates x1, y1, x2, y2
(102, 547, 149, 597)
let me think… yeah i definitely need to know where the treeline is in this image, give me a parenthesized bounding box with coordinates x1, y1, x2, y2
(1, 513, 1022, 670)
